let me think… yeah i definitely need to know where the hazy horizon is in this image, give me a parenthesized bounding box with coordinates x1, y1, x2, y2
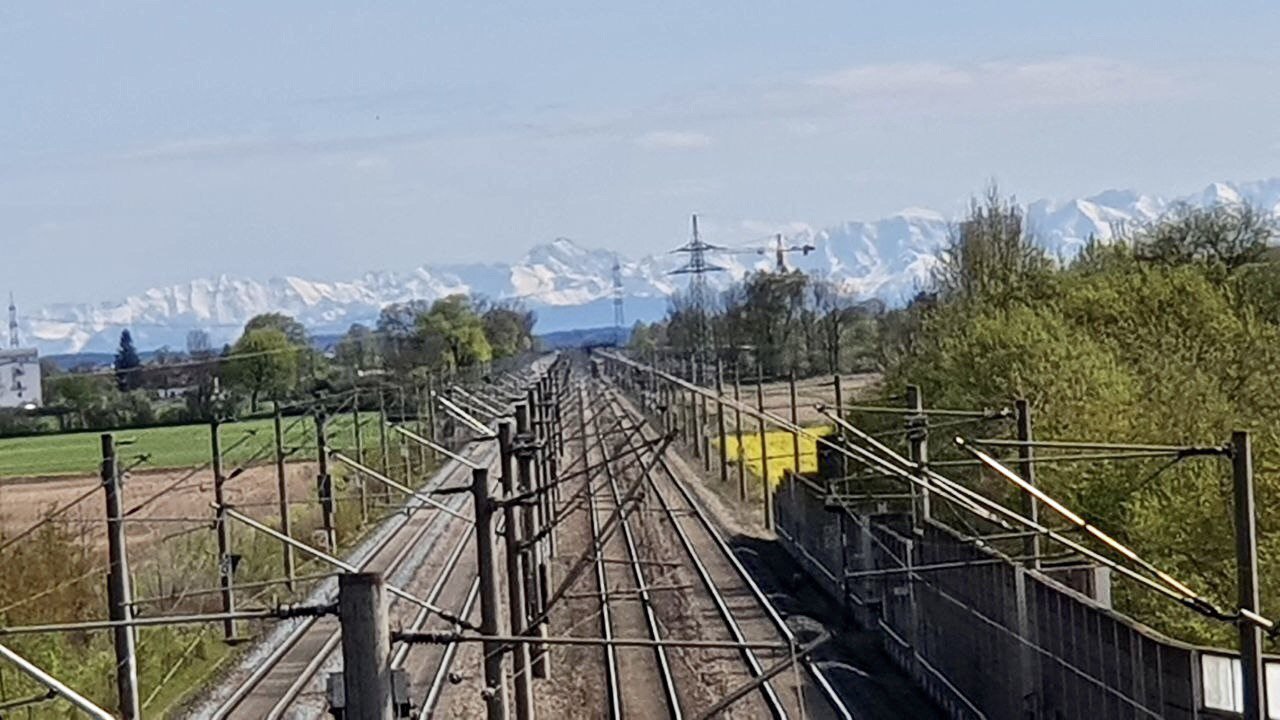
(5, 2, 1280, 309)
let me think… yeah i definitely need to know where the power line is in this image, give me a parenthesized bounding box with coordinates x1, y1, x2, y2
(44, 345, 305, 380)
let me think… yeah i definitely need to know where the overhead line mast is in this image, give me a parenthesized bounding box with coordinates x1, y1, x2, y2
(8, 292, 18, 348)
(612, 254, 625, 345)
(668, 214, 728, 361)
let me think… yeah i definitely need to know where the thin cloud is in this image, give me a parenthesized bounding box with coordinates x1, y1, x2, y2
(634, 130, 713, 150)
(804, 56, 1179, 109)
(109, 131, 440, 165)
(808, 62, 973, 95)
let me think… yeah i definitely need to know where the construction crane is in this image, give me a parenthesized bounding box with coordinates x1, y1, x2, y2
(725, 233, 816, 272)
(767, 233, 816, 272)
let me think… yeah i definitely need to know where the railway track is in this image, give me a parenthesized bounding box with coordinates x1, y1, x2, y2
(581, 388, 680, 720)
(198, 442, 497, 720)
(598, 379, 853, 720)
(185, 355, 853, 719)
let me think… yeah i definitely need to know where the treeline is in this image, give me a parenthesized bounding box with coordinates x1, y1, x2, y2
(632, 186, 1280, 643)
(628, 272, 884, 377)
(20, 294, 535, 433)
(880, 188, 1280, 644)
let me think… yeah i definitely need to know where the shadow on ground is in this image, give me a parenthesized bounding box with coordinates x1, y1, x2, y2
(731, 534, 946, 720)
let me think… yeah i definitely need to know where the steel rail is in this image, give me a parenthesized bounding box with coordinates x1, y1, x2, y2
(435, 394, 499, 439)
(252, 375, 522, 719)
(419, 578, 481, 719)
(399, 470, 519, 718)
(390, 500, 477, 668)
(606, 387, 855, 720)
(599, 392, 790, 720)
(261, 481, 477, 720)
(586, 407, 624, 719)
(263, 445, 495, 719)
(208, 448, 484, 720)
(608, 350, 1255, 631)
(218, 506, 466, 624)
(603, 350, 1013, 529)
(590, 385, 684, 720)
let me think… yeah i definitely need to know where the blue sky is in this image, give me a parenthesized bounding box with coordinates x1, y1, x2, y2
(3, 1, 1279, 308)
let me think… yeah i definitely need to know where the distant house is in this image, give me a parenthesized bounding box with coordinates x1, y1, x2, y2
(154, 384, 196, 400)
(0, 348, 42, 409)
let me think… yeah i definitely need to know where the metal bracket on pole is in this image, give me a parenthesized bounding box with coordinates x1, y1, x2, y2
(436, 394, 499, 439)
(389, 424, 483, 469)
(216, 503, 476, 631)
(452, 386, 510, 419)
(0, 642, 115, 720)
(329, 451, 475, 523)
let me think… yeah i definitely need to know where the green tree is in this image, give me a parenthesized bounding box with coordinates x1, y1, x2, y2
(376, 300, 432, 370)
(739, 270, 809, 375)
(1133, 202, 1275, 273)
(481, 302, 535, 359)
(932, 184, 1053, 306)
(627, 321, 660, 353)
(876, 192, 1280, 645)
(47, 374, 113, 429)
(223, 328, 298, 411)
(243, 313, 308, 346)
(335, 323, 378, 373)
(114, 329, 142, 391)
(810, 276, 858, 373)
(416, 295, 493, 372)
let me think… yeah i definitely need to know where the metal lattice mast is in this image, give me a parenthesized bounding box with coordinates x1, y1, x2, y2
(669, 214, 727, 361)
(8, 292, 18, 348)
(612, 254, 625, 345)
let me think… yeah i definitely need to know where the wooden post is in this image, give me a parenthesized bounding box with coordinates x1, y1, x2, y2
(905, 385, 929, 527)
(377, 390, 390, 472)
(273, 405, 296, 591)
(316, 409, 337, 552)
(715, 358, 728, 484)
(733, 365, 745, 500)
(472, 467, 511, 720)
(499, 420, 534, 720)
(833, 375, 848, 480)
(399, 387, 414, 482)
(756, 365, 772, 529)
(101, 434, 140, 720)
(353, 389, 367, 524)
(417, 381, 431, 470)
(377, 388, 391, 504)
(210, 417, 237, 639)
(516, 403, 549, 679)
(788, 370, 800, 475)
(681, 356, 691, 446)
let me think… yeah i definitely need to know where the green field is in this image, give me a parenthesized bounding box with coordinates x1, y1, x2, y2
(0, 415, 367, 479)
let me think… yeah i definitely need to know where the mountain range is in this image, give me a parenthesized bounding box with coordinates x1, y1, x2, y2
(20, 178, 1280, 354)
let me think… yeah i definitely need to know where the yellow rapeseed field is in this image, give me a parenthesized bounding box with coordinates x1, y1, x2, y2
(719, 425, 833, 487)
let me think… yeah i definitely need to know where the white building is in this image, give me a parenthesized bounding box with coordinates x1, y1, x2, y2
(0, 348, 42, 409)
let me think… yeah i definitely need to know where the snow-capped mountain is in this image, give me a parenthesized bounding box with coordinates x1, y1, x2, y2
(21, 178, 1280, 354)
